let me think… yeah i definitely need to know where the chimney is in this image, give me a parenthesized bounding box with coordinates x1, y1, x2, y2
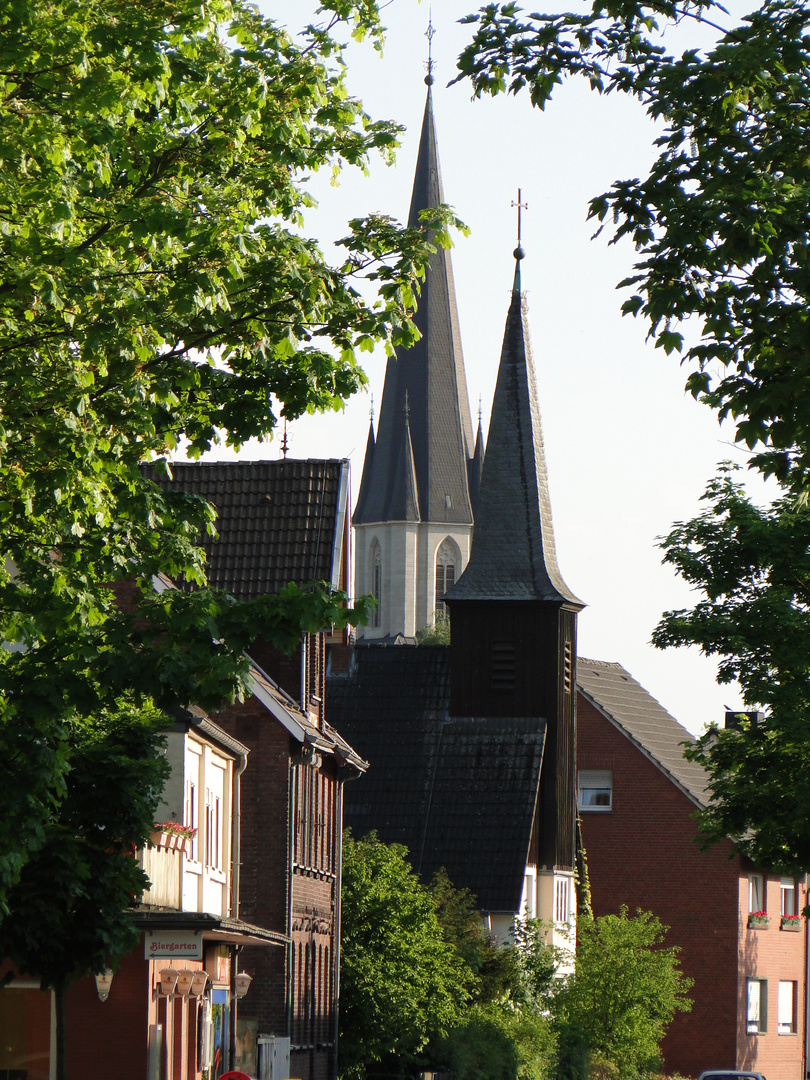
(724, 709, 764, 730)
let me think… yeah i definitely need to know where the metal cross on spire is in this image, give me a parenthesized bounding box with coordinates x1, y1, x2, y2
(425, 10, 436, 85)
(511, 188, 528, 260)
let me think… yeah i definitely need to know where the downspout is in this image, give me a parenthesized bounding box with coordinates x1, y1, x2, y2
(804, 874, 809, 1080)
(332, 778, 345, 1080)
(231, 751, 248, 921)
(287, 755, 296, 1054)
(229, 753, 248, 1074)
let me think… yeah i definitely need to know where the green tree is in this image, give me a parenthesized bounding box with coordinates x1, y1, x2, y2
(435, 1004, 557, 1080)
(653, 466, 810, 872)
(457, 0, 810, 485)
(339, 833, 471, 1079)
(0, 0, 461, 906)
(553, 908, 692, 1080)
(0, 702, 170, 1080)
(457, 0, 810, 873)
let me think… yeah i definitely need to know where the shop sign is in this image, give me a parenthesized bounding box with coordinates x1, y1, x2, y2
(145, 930, 202, 959)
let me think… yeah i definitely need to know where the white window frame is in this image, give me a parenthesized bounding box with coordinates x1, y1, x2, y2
(747, 978, 767, 1034)
(781, 878, 797, 917)
(778, 980, 796, 1035)
(748, 874, 764, 914)
(555, 876, 570, 924)
(577, 770, 612, 812)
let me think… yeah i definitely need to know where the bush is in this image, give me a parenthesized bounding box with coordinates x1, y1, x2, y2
(435, 1004, 557, 1080)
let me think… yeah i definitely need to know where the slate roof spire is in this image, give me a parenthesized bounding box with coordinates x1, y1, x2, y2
(352, 81, 475, 527)
(447, 248, 583, 606)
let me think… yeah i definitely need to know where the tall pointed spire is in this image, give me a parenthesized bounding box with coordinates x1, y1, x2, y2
(353, 79, 475, 528)
(447, 248, 582, 606)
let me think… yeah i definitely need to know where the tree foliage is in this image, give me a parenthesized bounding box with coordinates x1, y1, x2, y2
(0, 0, 462, 908)
(435, 1004, 557, 1080)
(553, 908, 692, 1080)
(0, 702, 169, 1080)
(458, 0, 810, 484)
(338, 832, 471, 1079)
(653, 466, 810, 871)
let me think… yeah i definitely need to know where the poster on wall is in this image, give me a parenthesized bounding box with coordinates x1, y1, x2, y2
(235, 1017, 258, 1077)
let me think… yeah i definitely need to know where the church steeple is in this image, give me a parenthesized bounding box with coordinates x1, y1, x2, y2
(447, 251, 582, 607)
(353, 76, 477, 641)
(446, 244, 583, 875)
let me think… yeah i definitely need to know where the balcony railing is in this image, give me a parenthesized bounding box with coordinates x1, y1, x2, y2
(137, 831, 188, 910)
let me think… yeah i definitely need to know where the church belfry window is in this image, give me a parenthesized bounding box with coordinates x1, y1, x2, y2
(435, 538, 458, 613)
(370, 541, 382, 628)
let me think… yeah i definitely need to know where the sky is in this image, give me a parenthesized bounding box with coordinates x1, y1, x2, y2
(211, 0, 767, 736)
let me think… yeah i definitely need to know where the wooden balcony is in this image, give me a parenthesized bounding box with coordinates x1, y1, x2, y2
(137, 831, 188, 910)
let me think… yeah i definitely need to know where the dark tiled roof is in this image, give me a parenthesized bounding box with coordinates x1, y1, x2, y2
(327, 645, 545, 912)
(142, 458, 348, 600)
(353, 86, 476, 528)
(447, 259, 582, 606)
(577, 658, 710, 806)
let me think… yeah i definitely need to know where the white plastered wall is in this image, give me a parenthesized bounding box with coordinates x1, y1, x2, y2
(355, 520, 472, 640)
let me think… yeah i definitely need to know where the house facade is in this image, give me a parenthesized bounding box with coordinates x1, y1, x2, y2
(577, 658, 807, 1080)
(147, 457, 366, 1080)
(1, 457, 365, 1080)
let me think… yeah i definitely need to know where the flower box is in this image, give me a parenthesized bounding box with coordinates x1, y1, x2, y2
(781, 916, 802, 931)
(748, 911, 770, 929)
(149, 821, 196, 853)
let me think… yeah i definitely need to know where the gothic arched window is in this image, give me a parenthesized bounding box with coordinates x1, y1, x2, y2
(435, 538, 459, 613)
(370, 541, 382, 628)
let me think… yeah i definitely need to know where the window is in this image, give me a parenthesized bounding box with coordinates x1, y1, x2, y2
(781, 878, 796, 916)
(778, 981, 796, 1034)
(747, 978, 767, 1034)
(185, 777, 198, 862)
(435, 539, 458, 614)
(491, 639, 516, 691)
(578, 770, 612, 811)
(563, 640, 573, 694)
(370, 542, 382, 628)
(555, 877, 570, 923)
(749, 874, 764, 914)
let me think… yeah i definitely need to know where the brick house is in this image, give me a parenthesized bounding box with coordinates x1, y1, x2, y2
(147, 457, 366, 1080)
(0, 458, 365, 1080)
(577, 658, 807, 1080)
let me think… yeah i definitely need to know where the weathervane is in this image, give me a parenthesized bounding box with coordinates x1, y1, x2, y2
(425, 10, 435, 85)
(511, 188, 527, 260)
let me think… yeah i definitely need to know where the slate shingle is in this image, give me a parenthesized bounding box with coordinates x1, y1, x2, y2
(142, 458, 348, 599)
(447, 259, 582, 606)
(327, 645, 545, 913)
(353, 86, 475, 528)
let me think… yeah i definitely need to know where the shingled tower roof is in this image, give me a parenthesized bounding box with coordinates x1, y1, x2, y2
(352, 84, 475, 527)
(447, 254, 582, 606)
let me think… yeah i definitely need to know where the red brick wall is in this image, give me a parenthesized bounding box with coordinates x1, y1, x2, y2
(577, 694, 740, 1078)
(65, 945, 150, 1080)
(736, 875, 806, 1080)
(211, 694, 292, 1039)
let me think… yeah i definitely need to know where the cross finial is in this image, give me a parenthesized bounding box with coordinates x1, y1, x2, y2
(425, 11, 436, 85)
(511, 188, 527, 260)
